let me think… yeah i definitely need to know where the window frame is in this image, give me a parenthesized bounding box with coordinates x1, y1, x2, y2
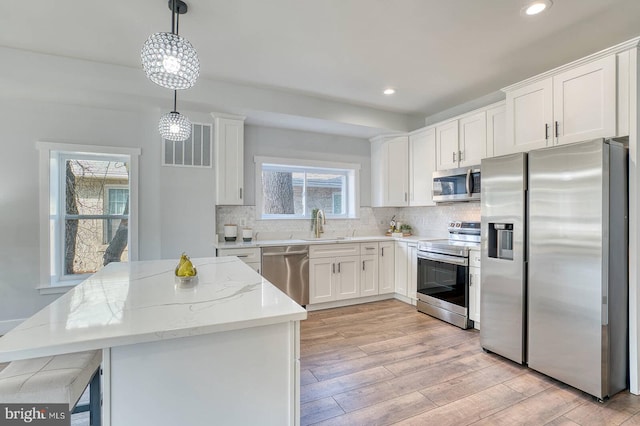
(254, 156, 360, 220)
(37, 142, 141, 291)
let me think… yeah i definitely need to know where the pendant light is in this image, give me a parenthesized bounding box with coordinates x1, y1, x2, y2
(141, 0, 200, 90)
(159, 91, 192, 141)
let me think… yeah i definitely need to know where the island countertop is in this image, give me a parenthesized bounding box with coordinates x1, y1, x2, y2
(0, 257, 307, 363)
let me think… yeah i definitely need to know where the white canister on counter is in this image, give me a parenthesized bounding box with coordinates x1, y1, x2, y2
(242, 228, 253, 242)
(224, 224, 238, 241)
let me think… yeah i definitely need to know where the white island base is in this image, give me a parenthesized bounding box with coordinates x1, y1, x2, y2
(104, 321, 300, 426)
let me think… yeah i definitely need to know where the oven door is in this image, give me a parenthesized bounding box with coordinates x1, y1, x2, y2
(417, 250, 469, 316)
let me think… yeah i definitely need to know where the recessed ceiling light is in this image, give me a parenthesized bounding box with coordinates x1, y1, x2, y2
(522, 0, 552, 16)
(383, 88, 396, 95)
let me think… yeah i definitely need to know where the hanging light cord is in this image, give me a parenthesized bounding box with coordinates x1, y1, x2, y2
(171, 0, 179, 114)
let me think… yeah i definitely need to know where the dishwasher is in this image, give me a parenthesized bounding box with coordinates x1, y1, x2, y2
(261, 245, 309, 306)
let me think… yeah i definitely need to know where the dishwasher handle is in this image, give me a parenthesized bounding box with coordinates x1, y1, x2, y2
(262, 250, 309, 257)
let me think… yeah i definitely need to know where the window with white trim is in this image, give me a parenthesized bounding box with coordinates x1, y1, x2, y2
(255, 156, 360, 219)
(37, 142, 140, 287)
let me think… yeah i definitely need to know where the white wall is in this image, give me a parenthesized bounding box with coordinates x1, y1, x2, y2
(0, 100, 216, 328)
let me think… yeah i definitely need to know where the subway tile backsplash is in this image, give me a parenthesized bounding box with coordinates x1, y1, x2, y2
(216, 203, 480, 241)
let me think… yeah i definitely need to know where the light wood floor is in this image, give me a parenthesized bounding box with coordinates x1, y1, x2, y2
(300, 299, 640, 426)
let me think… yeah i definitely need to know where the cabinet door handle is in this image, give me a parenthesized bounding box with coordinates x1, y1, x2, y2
(459, 150, 463, 161)
(453, 151, 456, 162)
(404, 192, 408, 202)
(239, 188, 243, 199)
(381, 248, 385, 257)
(545, 123, 549, 140)
(362, 261, 365, 271)
(555, 121, 559, 138)
(469, 274, 473, 286)
(338, 263, 341, 273)
(332, 263, 335, 274)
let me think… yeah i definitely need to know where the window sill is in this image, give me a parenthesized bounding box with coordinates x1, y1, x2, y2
(37, 281, 83, 295)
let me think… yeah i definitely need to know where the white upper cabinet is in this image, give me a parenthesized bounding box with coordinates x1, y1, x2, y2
(503, 78, 553, 155)
(370, 135, 409, 207)
(502, 53, 618, 155)
(435, 120, 459, 170)
(436, 111, 486, 170)
(486, 104, 506, 158)
(214, 115, 246, 205)
(408, 128, 436, 207)
(386, 136, 409, 206)
(553, 55, 616, 145)
(458, 111, 487, 167)
(370, 138, 386, 207)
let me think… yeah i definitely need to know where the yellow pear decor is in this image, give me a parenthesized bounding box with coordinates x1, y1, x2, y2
(175, 253, 197, 277)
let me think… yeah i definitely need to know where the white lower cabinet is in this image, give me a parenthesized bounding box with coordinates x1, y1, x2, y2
(309, 242, 392, 304)
(309, 257, 335, 304)
(408, 243, 417, 302)
(395, 241, 417, 303)
(378, 241, 395, 294)
(216, 247, 261, 274)
(394, 242, 409, 296)
(309, 244, 364, 304)
(335, 256, 360, 300)
(360, 243, 379, 297)
(468, 249, 481, 327)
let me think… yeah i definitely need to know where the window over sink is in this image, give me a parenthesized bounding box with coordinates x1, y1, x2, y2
(254, 156, 360, 219)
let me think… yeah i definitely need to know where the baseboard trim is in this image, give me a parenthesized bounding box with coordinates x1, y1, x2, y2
(394, 293, 417, 306)
(0, 319, 24, 335)
(306, 294, 394, 311)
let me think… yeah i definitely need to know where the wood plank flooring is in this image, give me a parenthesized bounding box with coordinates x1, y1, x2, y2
(300, 299, 640, 426)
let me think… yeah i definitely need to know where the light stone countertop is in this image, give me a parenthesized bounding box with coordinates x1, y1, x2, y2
(0, 257, 307, 363)
(214, 234, 440, 249)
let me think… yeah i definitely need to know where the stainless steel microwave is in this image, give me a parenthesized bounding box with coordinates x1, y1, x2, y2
(432, 166, 481, 202)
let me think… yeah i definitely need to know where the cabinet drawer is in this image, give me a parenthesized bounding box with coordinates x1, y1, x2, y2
(309, 243, 360, 259)
(360, 242, 379, 254)
(217, 247, 261, 263)
(469, 250, 481, 268)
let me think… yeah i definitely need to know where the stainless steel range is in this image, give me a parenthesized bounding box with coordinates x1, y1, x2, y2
(416, 221, 480, 329)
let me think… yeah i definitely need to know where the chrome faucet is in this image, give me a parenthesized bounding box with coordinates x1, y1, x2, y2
(315, 209, 326, 238)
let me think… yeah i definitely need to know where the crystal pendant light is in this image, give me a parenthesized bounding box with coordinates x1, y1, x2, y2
(159, 91, 192, 141)
(141, 0, 200, 90)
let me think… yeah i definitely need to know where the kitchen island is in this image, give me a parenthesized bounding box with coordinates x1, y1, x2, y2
(0, 257, 307, 426)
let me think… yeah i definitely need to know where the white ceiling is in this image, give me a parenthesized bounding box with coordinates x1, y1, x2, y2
(2, 0, 640, 120)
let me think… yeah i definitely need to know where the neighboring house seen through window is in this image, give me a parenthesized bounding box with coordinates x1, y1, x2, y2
(255, 156, 360, 219)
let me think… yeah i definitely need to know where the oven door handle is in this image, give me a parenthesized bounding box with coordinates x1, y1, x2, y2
(417, 251, 468, 266)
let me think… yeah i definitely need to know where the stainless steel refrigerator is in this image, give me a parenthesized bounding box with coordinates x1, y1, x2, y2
(480, 138, 628, 400)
